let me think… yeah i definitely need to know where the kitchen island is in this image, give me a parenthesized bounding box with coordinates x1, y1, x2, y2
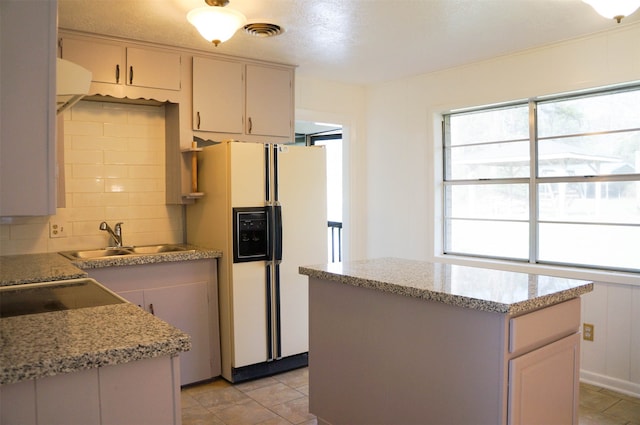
(299, 258, 594, 425)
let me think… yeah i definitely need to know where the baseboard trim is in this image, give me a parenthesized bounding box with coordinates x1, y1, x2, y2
(580, 369, 640, 398)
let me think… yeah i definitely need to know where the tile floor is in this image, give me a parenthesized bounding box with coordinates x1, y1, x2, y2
(182, 368, 640, 425)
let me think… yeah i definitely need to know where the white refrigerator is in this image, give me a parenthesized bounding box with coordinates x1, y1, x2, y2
(186, 140, 327, 382)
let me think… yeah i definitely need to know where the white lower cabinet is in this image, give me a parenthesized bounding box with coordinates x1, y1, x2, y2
(87, 259, 221, 386)
(118, 282, 212, 385)
(508, 333, 580, 425)
(0, 356, 181, 425)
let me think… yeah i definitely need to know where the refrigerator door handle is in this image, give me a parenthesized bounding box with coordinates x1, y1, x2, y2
(273, 205, 283, 261)
(273, 144, 279, 202)
(265, 262, 274, 361)
(264, 144, 271, 203)
(274, 263, 282, 359)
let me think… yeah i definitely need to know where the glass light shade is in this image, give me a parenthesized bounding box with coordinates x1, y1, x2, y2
(187, 6, 247, 46)
(583, 0, 640, 21)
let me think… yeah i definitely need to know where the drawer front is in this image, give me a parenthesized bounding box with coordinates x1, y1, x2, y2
(509, 297, 580, 355)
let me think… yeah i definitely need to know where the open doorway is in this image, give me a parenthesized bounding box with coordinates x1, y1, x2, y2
(295, 121, 343, 262)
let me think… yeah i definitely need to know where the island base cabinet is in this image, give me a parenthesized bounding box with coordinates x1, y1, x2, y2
(0, 356, 181, 425)
(508, 332, 580, 425)
(308, 277, 583, 425)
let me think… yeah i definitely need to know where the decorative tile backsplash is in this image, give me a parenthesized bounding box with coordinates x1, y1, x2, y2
(0, 100, 183, 255)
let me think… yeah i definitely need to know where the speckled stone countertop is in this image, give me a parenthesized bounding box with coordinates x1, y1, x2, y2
(299, 258, 594, 315)
(60, 244, 222, 270)
(0, 245, 218, 385)
(0, 253, 87, 286)
(1, 302, 190, 385)
(0, 245, 222, 286)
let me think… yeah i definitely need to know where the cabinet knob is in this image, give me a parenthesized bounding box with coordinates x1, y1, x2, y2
(248, 117, 253, 134)
(197, 111, 201, 129)
(149, 303, 155, 315)
(115, 64, 120, 84)
(129, 66, 133, 85)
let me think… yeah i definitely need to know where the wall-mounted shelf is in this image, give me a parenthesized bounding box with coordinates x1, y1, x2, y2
(182, 145, 203, 201)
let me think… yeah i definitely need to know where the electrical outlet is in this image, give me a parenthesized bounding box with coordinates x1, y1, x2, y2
(583, 323, 594, 341)
(49, 221, 68, 238)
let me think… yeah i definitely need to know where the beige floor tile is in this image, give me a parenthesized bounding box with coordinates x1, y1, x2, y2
(213, 399, 285, 425)
(603, 399, 640, 424)
(273, 368, 309, 389)
(578, 406, 628, 425)
(183, 369, 640, 425)
(235, 376, 280, 393)
(190, 385, 252, 411)
(182, 405, 226, 425)
(270, 396, 316, 424)
(580, 386, 621, 411)
(244, 382, 306, 408)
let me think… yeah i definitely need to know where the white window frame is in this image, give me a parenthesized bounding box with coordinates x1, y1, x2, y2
(442, 85, 640, 273)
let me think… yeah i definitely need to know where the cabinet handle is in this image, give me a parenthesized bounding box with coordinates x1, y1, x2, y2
(115, 64, 120, 84)
(248, 117, 253, 134)
(129, 66, 133, 85)
(197, 111, 201, 129)
(149, 303, 155, 315)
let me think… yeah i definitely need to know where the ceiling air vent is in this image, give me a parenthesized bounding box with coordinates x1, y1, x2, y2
(243, 23, 284, 38)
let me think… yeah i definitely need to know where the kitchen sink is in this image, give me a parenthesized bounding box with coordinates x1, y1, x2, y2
(128, 244, 190, 255)
(64, 248, 133, 259)
(0, 278, 126, 318)
(60, 244, 195, 261)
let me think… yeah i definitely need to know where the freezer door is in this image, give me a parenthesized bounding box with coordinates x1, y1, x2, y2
(231, 261, 269, 368)
(276, 145, 328, 358)
(229, 141, 267, 207)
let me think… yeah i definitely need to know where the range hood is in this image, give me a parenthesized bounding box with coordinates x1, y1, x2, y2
(56, 58, 92, 114)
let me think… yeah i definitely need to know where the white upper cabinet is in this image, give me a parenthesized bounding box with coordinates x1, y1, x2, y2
(60, 36, 181, 91)
(126, 47, 181, 91)
(192, 57, 243, 134)
(0, 0, 57, 216)
(245, 64, 293, 139)
(193, 60, 294, 141)
(61, 37, 124, 84)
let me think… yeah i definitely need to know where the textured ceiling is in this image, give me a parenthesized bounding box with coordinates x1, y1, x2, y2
(58, 0, 639, 85)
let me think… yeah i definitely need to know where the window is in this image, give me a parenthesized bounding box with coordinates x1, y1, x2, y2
(443, 85, 640, 272)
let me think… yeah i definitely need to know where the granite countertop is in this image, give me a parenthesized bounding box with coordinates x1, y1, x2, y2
(0, 253, 87, 286)
(299, 258, 594, 315)
(1, 302, 190, 385)
(60, 244, 222, 270)
(0, 244, 222, 286)
(0, 245, 220, 385)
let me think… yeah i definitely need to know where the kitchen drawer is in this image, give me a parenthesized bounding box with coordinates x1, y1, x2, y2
(509, 297, 580, 355)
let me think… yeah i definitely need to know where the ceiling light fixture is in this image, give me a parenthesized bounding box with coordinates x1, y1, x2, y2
(582, 0, 640, 23)
(187, 0, 247, 46)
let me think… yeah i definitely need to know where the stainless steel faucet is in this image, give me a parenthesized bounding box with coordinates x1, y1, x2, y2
(99, 221, 124, 247)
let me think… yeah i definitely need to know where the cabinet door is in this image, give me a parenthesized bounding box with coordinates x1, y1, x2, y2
(126, 47, 181, 91)
(508, 333, 580, 425)
(245, 64, 293, 138)
(192, 57, 243, 133)
(117, 289, 144, 309)
(144, 282, 212, 385)
(61, 37, 124, 85)
(0, 0, 56, 216)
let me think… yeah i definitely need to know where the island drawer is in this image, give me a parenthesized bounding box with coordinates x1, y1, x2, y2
(509, 297, 580, 355)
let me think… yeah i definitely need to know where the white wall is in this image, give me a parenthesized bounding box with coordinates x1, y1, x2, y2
(295, 76, 368, 261)
(0, 101, 183, 255)
(363, 23, 640, 396)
